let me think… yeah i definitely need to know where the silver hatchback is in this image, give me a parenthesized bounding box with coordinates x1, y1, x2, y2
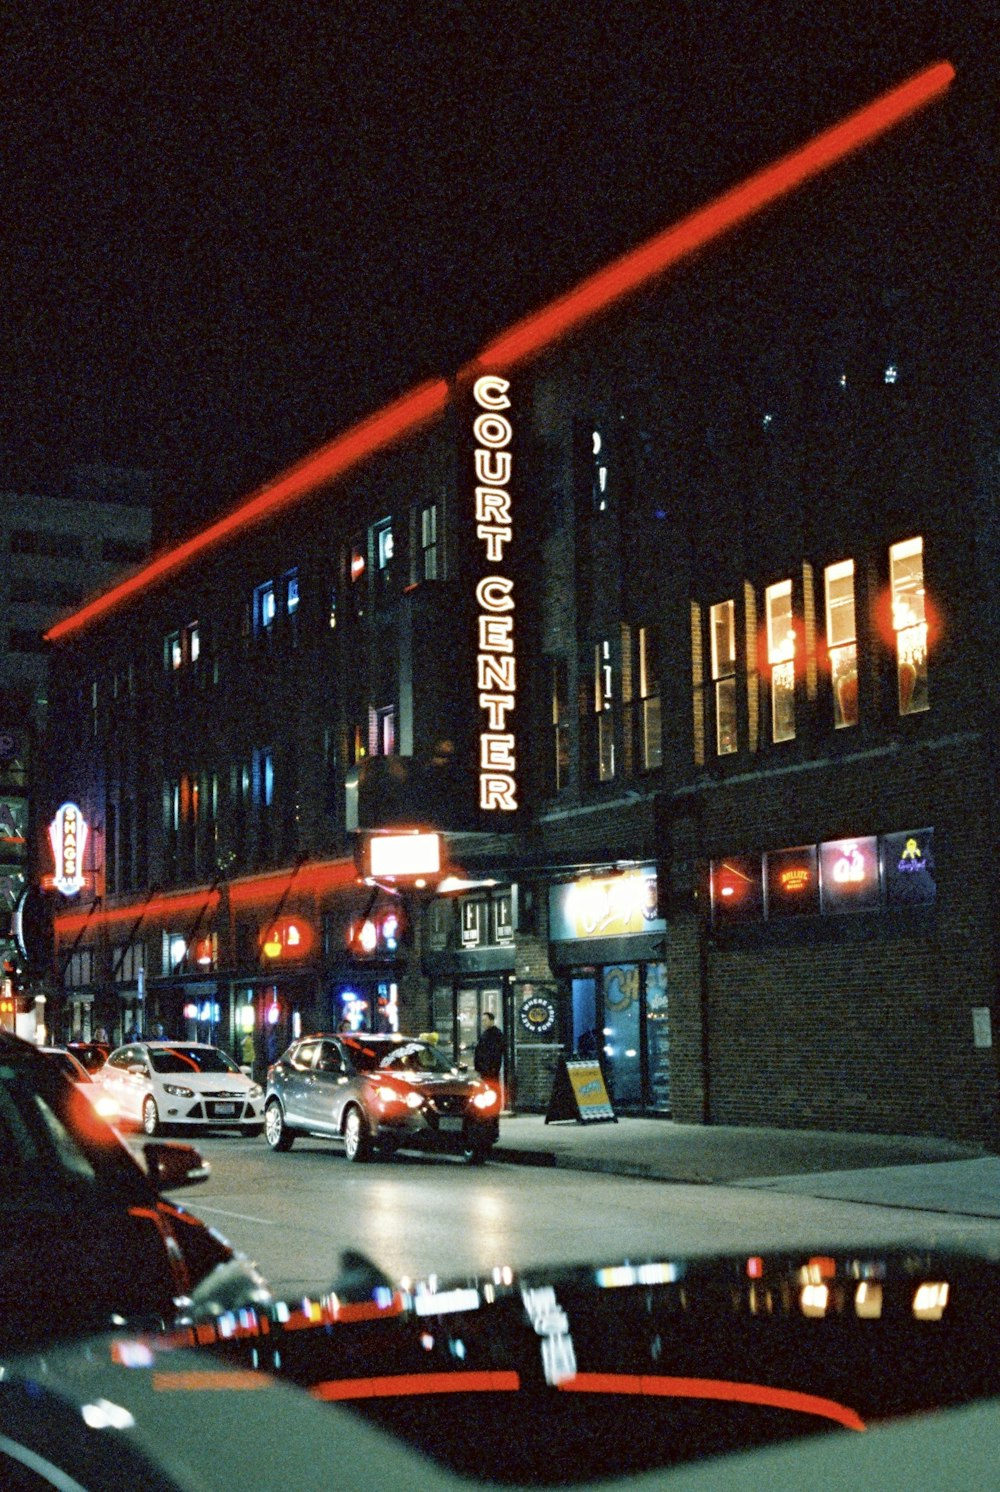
(264, 1033, 501, 1163)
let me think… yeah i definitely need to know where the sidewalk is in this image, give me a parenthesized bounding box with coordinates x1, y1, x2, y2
(492, 1113, 1000, 1219)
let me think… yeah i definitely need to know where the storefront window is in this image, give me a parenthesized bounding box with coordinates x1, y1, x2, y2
(645, 962, 670, 1114)
(819, 836, 880, 913)
(603, 964, 642, 1108)
(765, 845, 819, 917)
(882, 829, 936, 907)
(711, 855, 764, 923)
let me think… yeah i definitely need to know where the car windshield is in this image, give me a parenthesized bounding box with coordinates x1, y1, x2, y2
(343, 1038, 455, 1074)
(148, 1046, 240, 1075)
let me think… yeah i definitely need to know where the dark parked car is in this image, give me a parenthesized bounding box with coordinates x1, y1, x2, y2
(0, 1030, 256, 1347)
(265, 1033, 501, 1163)
(66, 1039, 111, 1073)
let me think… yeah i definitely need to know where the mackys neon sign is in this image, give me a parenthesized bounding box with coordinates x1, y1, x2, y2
(48, 802, 89, 897)
(473, 374, 517, 813)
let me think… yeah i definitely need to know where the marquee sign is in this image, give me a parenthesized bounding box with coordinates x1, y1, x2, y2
(48, 802, 89, 898)
(471, 374, 518, 817)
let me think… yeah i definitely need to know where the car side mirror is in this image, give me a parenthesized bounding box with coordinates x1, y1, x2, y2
(239, 1064, 252, 1076)
(143, 1141, 210, 1191)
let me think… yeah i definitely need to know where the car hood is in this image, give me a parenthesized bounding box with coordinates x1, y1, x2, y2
(4, 1246, 1000, 1490)
(152, 1071, 254, 1092)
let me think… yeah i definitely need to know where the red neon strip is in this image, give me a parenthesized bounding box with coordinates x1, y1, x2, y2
(53, 859, 357, 936)
(55, 889, 221, 936)
(310, 1370, 520, 1402)
(471, 60, 954, 373)
(228, 858, 357, 905)
(45, 379, 450, 642)
(42, 63, 952, 642)
(557, 1373, 865, 1432)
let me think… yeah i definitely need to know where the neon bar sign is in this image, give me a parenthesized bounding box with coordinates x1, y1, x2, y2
(473, 375, 517, 812)
(48, 802, 89, 897)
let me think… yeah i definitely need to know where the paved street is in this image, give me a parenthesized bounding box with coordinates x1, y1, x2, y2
(158, 1128, 1000, 1298)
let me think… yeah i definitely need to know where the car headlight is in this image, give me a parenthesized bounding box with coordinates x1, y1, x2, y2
(164, 1083, 195, 1098)
(93, 1094, 120, 1120)
(473, 1089, 499, 1110)
(248, 1084, 263, 1099)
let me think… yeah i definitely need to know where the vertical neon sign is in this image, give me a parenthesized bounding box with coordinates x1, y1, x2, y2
(473, 374, 518, 813)
(48, 802, 89, 897)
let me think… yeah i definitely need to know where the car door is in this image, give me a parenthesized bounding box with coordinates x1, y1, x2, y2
(102, 1047, 140, 1120)
(309, 1040, 349, 1134)
(280, 1040, 320, 1127)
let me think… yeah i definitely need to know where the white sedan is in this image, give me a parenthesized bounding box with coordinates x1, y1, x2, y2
(101, 1040, 265, 1137)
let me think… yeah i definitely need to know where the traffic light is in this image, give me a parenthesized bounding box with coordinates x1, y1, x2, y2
(0, 959, 16, 1028)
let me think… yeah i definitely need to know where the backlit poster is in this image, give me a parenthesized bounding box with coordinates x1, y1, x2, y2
(882, 829, 936, 908)
(765, 846, 819, 917)
(711, 856, 764, 923)
(819, 836, 881, 913)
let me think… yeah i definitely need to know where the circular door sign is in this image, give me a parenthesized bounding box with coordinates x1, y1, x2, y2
(519, 995, 557, 1035)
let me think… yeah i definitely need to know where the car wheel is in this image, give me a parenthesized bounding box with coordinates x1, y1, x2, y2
(142, 1096, 160, 1137)
(241, 1123, 264, 1139)
(343, 1107, 372, 1163)
(265, 1100, 295, 1152)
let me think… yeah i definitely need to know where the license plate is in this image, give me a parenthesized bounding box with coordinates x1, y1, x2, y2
(213, 1104, 237, 1117)
(438, 1116, 464, 1133)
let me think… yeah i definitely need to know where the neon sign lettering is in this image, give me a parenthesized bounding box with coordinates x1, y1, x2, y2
(780, 867, 810, 892)
(897, 837, 926, 872)
(473, 375, 517, 812)
(48, 802, 89, 897)
(832, 842, 866, 884)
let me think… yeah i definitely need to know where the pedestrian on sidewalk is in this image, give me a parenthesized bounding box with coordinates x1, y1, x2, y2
(474, 1010, 505, 1107)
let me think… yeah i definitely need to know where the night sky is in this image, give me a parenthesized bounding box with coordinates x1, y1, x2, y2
(2, 1, 993, 541)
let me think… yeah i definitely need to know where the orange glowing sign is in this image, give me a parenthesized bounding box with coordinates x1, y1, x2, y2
(261, 918, 314, 960)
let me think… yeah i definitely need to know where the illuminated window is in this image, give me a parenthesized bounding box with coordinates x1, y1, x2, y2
(766, 580, 796, 742)
(164, 931, 189, 973)
(711, 856, 764, 923)
(638, 626, 662, 771)
(165, 631, 182, 670)
(766, 846, 819, 917)
(185, 621, 200, 664)
(373, 705, 396, 757)
(825, 560, 857, 728)
(591, 429, 608, 512)
(349, 540, 366, 620)
(550, 658, 570, 792)
(284, 568, 299, 615)
(710, 600, 737, 755)
(254, 580, 276, 635)
(890, 537, 928, 714)
(594, 639, 615, 781)
(421, 503, 438, 580)
(374, 519, 395, 602)
(253, 747, 274, 808)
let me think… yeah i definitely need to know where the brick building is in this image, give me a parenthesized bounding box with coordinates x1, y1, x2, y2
(40, 61, 1000, 1143)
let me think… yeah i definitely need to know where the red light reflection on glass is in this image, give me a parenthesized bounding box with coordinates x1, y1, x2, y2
(557, 1373, 865, 1431)
(471, 61, 954, 373)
